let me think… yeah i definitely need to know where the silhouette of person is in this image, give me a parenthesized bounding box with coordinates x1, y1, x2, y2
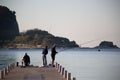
(51, 44, 57, 67)
(23, 53, 30, 67)
(42, 46, 48, 67)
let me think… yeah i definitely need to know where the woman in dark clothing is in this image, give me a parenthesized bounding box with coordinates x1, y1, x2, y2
(51, 45, 57, 67)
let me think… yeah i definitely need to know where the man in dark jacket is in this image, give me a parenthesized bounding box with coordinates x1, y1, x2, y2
(51, 44, 57, 67)
(23, 53, 30, 67)
(42, 46, 48, 67)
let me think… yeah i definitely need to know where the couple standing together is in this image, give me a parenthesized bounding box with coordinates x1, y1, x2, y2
(42, 44, 57, 67)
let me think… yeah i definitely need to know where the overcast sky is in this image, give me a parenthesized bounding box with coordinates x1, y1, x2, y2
(0, 0, 120, 47)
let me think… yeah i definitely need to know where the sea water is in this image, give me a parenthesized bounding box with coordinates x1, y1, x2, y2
(0, 48, 120, 80)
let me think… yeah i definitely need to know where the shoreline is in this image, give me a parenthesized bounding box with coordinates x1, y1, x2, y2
(0, 47, 119, 50)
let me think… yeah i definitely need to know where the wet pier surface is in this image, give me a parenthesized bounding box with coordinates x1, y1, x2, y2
(3, 66, 66, 80)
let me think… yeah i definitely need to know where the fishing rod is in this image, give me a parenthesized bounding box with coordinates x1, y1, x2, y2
(57, 34, 111, 53)
(58, 47, 78, 53)
(79, 34, 111, 47)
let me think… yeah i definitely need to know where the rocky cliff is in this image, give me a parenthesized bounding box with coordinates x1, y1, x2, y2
(0, 5, 19, 46)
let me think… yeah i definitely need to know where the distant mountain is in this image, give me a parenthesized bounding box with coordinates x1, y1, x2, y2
(95, 41, 119, 49)
(0, 5, 19, 46)
(8, 29, 79, 48)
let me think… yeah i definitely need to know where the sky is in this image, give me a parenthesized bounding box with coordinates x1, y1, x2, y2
(0, 0, 120, 47)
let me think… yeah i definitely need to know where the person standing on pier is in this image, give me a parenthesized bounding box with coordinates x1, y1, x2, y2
(42, 46, 48, 67)
(23, 53, 30, 67)
(51, 44, 58, 67)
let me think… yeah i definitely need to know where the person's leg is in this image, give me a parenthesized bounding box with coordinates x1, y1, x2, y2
(44, 55, 47, 66)
(24, 62, 27, 66)
(51, 56, 53, 66)
(26, 62, 28, 66)
(52, 56, 55, 67)
(42, 54, 45, 66)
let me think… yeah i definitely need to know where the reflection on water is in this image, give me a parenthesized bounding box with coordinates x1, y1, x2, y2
(0, 48, 120, 80)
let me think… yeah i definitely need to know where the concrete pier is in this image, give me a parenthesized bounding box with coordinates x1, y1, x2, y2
(0, 62, 76, 80)
(3, 67, 66, 80)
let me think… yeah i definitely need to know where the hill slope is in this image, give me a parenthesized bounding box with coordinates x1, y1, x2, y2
(9, 29, 79, 48)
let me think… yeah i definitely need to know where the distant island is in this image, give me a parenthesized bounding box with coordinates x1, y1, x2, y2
(95, 41, 119, 49)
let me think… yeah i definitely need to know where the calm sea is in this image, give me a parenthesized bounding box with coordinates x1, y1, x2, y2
(0, 48, 120, 80)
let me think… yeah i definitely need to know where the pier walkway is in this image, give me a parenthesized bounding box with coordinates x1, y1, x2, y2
(0, 62, 76, 80)
(3, 66, 66, 80)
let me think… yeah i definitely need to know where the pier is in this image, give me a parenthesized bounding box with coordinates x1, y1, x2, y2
(0, 62, 76, 80)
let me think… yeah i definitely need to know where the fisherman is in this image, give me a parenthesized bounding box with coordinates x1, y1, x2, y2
(51, 44, 58, 67)
(23, 53, 30, 67)
(42, 46, 48, 67)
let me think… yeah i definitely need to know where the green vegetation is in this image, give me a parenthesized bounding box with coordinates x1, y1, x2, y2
(7, 29, 79, 48)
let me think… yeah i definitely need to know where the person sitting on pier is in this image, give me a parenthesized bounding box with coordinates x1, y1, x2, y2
(42, 46, 48, 67)
(23, 53, 30, 67)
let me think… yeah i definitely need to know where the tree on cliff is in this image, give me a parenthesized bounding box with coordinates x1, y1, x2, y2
(0, 5, 19, 46)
